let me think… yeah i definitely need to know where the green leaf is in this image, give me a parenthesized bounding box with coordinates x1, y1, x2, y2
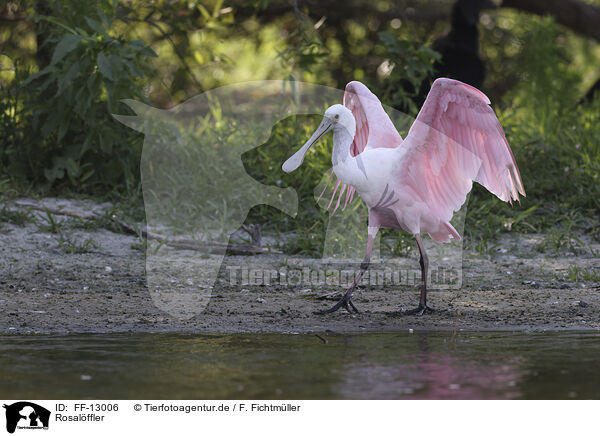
(66, 158, 80, 178)
(41, 111, 59, 137)
(84, 17, 102, 33)
(79, 135, 93, 159)
(97, 52, 114, 80)
(38, 15, 78, 35)
(212, 0, 224, 17)
(80, 168, 95, 182)
(197, 4, 211, 20)
(129, 40, 146, 48)
(21, 65, 55, 87)
(121, 58, 141, 77)
(44, 166, 64, 183)
(51, 34, 83, 65)
(56, 61, 80, 96)
(56, 110, 72, 142)
(140, 46, 158, 58)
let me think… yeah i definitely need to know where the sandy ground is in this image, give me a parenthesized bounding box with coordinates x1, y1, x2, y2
(1, 198, 599, 334)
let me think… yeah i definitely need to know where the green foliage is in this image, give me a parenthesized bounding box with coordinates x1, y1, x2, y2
(465, 16, 600, 249)
(0, 205, 35, 226)
(1, 1, 155, 194)
(377, 31, 440, 114)
(277, 10, 329, 77)
(56, 233, 99, 254)
(0, 57, 30, 184)
(37, 211, 64, 233)
(566, 265, 600, 282)
(1, 1, 599, 257)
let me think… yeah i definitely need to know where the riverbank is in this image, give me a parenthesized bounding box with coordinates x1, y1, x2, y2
(1, 198, 599, 334)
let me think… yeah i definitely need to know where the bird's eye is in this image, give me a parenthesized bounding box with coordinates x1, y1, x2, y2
(335, 114, 339, 119)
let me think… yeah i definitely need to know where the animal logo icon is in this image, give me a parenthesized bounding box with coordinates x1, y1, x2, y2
(114, 81, 344, 317)
(114, 80, 474, 317)
(3, 402, 50, 434)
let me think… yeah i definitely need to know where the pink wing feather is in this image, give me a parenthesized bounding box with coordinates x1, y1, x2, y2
(398, 78, 525, 225)
(344, 81, 403, 154)
(325, 81, 404, 212)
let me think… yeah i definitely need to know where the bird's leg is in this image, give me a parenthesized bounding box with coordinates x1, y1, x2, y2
(315, 227, 378, 314)
(404, 234, 434, 316)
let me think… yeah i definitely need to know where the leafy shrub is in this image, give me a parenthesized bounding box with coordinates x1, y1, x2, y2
(1, 3, 155, 194)
(376, 31, 440, 114)
(465, 16, 600, 245)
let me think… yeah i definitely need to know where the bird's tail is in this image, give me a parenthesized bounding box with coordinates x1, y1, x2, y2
(428, 222, 461, 243)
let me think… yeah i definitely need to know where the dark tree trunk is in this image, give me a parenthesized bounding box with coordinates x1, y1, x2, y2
(34, 1, 53, 69)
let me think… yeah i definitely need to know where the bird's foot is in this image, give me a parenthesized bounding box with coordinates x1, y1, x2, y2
(314, 293, 359, 314)
(403, 304, 434, 316)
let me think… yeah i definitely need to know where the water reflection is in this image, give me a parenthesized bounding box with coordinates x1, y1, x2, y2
(0, 332, 598, 399)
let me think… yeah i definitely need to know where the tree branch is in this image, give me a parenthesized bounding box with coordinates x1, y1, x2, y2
(502, 0, 600, 40)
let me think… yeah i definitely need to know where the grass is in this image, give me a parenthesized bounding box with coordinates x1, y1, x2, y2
(0, 206, 34, 227)
(37, 211, 65, 234)
(536, 227, 591, 255)
(566, 265, 600, 283)
(5, 263, 23, 279)
(56, 233, 99, 254)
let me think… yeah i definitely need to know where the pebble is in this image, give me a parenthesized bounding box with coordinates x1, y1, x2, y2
(408, 328, 414, 334)
(105, 266, 112, 273)
(256, 297, 265, 303)
(80, 375, 92, 381)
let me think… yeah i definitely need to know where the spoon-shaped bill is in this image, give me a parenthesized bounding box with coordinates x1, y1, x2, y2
(282, 118, 331, 173)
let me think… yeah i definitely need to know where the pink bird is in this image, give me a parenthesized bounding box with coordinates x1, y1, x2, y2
(282, 78, 525, 315)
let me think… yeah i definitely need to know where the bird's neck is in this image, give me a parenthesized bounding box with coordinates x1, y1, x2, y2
(331, 128, 362, 187)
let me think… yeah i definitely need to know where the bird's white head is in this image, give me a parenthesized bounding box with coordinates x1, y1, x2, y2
(282, 104, 355, 173)
(324, 104, 356, 136)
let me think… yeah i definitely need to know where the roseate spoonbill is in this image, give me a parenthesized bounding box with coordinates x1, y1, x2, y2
(282, 78, 525, 315)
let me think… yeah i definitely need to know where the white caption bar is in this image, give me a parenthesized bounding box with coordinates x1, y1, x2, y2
(0, 400, 596, 435)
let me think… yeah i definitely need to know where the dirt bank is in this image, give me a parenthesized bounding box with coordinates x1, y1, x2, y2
(1, 198, 599, 334)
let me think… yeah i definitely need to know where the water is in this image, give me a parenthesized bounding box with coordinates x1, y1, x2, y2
(0, 332, 598, 399)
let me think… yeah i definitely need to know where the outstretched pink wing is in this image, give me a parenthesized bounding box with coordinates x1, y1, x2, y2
(398, 78, 525, 224)
(324, 81, 403, 212)
(344, 81, 403, 154)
